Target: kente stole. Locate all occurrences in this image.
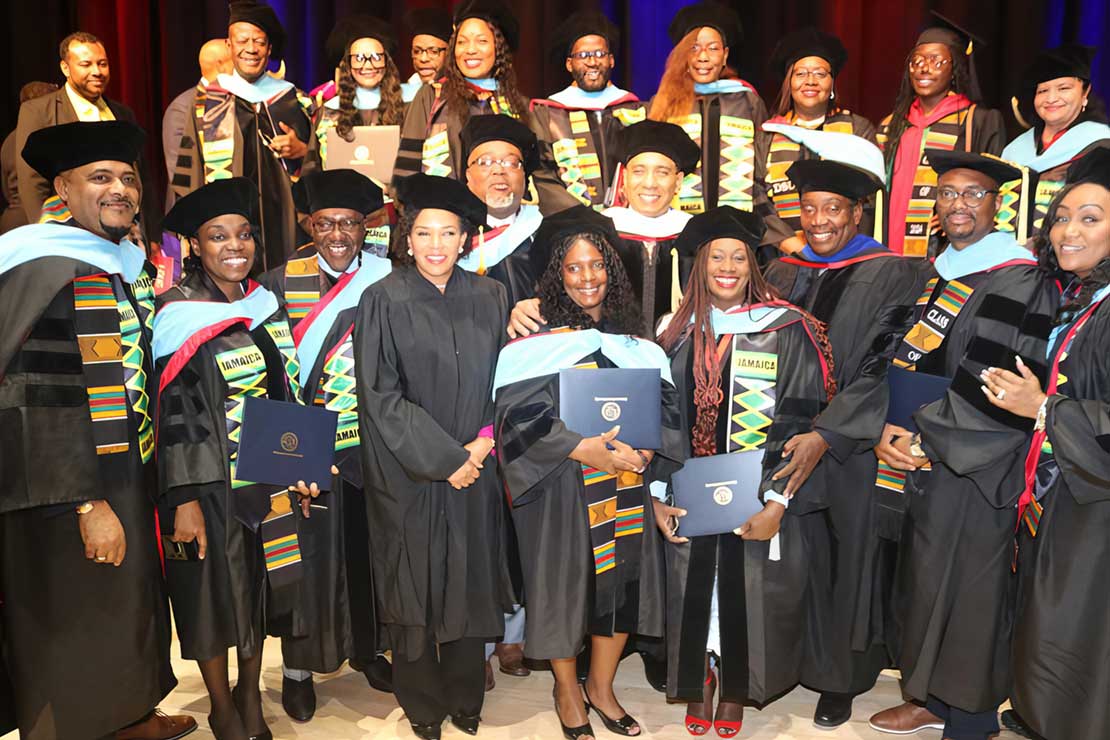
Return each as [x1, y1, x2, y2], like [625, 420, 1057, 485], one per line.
[546, 105, 645, 208]
[766, 115, 855, 234]
[282, 255, 322, 323]
[422, 90, 517, 178]
[673, 112, 756, 214]
[313, 326, 359, 452]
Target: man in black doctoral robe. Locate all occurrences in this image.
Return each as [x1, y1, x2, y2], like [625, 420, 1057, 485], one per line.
[259, 169, 394, 721]
[761, 132, 923, 729]
[170, 0, 312, 272]
[867, 152, 1056, 740]
[0, 121, 193, 740]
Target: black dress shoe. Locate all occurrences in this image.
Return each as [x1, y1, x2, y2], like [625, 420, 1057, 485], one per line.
[813, 691, 853, 729]
[641, 652, 667, 693]
[450, 714, 480, 735]
[1001, 709, 1046, 740]
[361, 654, 394, 693]
[281, 674, 317, 722]
[410, 722, 441, 740]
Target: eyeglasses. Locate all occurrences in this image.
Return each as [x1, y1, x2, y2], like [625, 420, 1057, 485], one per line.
[909, 54, 951, 72]
[468, 156, 525, 171]
[568, 49, 611, 61]
[792, 68, 831, 81]
[413, 46, 447, 57]
[691, 43, 724, 55]
[349, 53, 386, 68]
[936, 187, 998, 205]
[314, 217, 364, 233]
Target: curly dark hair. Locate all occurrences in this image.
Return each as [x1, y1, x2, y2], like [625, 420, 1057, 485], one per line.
[389, 206, 479, 266]
[883, 46, 974, 170]
[335, 52, 405, 139]
[1033, 180, 1110, 326]
[535, 231, 643, 336]
[442, 21, 531, 127]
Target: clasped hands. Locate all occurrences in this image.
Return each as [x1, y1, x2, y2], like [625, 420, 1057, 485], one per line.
[448, 436, 497, 490]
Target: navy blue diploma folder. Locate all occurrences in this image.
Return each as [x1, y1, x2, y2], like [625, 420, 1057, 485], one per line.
[558, 367, 662, 450]
[885, 366, 950, 433]
[236, 397, 338, 490]
[672, 450, 765, 537]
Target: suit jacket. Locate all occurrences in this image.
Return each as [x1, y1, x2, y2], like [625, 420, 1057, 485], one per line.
[15, 88, 160, 236]
[0, 131, 25, 234]
[162, 83, 199, 211]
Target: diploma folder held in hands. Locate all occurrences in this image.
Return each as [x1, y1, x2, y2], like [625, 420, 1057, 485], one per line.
[672, 450, 765, 537]
[558, 367, 662, 450]
[885, 366, 950, 433]
[236, 397, 338, 490]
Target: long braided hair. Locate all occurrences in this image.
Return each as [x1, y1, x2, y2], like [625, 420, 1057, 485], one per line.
[535, 231, 643, 336]
[882, 46, 974, 169]
[658, 240, 837, 457]
[442, 21, 531, 127]
[335, 49, 405, 140]
[1034, 181, 1110, 326]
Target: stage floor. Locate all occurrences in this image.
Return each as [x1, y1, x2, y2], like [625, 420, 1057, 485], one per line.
[112, 636, 1024, 739]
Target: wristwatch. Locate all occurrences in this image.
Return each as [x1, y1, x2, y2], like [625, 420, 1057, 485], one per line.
[908, 434, 925, 459]
[75, 501, 95, 515]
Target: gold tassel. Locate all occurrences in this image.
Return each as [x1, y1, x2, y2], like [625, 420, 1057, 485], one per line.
[873, 190, 884, 242]
[670, 247, 682, 312]
[1018, 164, 1030, 246]
[477, 226, 487, 276]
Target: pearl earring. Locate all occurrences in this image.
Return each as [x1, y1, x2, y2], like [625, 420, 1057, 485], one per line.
[407, 248, 413, 256]
[830, 90, 835, 100]
[458, 246, 464, 254]
[1082, 99, 1089, 111]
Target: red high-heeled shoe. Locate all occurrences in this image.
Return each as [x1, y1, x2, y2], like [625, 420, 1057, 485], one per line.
[685, 669, 716, 735]
[713, 699, 743, 739]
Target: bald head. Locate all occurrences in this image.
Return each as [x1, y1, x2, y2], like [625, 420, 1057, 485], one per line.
[198, 39, 232, 81]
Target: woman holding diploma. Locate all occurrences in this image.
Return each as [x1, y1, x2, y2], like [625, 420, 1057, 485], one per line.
[493, 205, 683, 740]
[154, 178, 318, 740]
[354, 174, 513, 740]
[654, 207, 836, 737]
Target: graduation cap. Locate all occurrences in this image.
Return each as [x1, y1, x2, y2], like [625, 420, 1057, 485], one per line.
[786, 160, 882, 202]
[460, 115, 541, 176]
[528, 204, 621, 277]
[21, 120, 145, 181]
[325, 14, 396, 69]
[229, 1, 286, 60]
[926, 150, 1023, 186]
[672, 206, 766, 258]
[770, 28, 848, 78]
[548, 10, 620, 66]
[667, 1, 742, 50]
[394, 173, 487, 229]
[163, 177, 259, 237]
[914, 11, 983, 100]
[405, 8, 453, 43]
[1023, 44, 1096, 90]
[454, 0, 520, 52]
[292, 169, 384, 217]
[617, 120, 701, 173]
[1065, 144, 1110, 190]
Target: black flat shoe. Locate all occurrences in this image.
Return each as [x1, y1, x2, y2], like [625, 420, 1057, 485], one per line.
[583, 686, 640, 736]
[640, 652, 667, 693]
[450, 714, 480, 735]
[361, 654, 394, 693]
[1001, 709, 1046, 740]
[553, 689, 595, 740]
[410, 722, 441, 740]
[281, 674, 316, 722]
[813, 691, 853, 729]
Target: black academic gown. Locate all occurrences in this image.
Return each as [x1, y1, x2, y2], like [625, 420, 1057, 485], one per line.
[1011, 291, 1110, 740]
[662, 308, 833, 705]
[354, 266, 515, 660]
[493, 329, 682, 660]
[156, 271, 296, 661]
[0, 246, 174, 739]
[259, 259, 380, 672]
[893, 262, 1055, 713]
[763, 244, 925, 695]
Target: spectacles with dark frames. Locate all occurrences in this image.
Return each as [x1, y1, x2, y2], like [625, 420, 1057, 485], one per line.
[349, 52, 386, 68]
[568, 49, 611, 61]
[413, 46, 447, 57]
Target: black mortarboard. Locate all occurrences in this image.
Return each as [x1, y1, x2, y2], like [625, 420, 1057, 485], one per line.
[293, 169, 384, 216]
[1022, 44, 1096, 91]
[394, 174, 487, 228]
[926, 150, 1022, 186]
[229, 1, 286, 60]
[1065, 144, 1110, 190]
[405, 8, 453, 43]
[163, 177, 258, 237]
[786, 160, 883, 201]
[770, 28, 848, 78]
[667, 1, 742, 50]
[22, 120, 145, 181]
[548, 10, 620, 66]
[325, 15, 396, 68]
[915, 11, 982, 100]
[528, 205, 621, 277]
[672, 206, 766, 257]
[460, 115, 540, 176]
[617, 120, 701, 173]
[454, 0, 520, 51]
